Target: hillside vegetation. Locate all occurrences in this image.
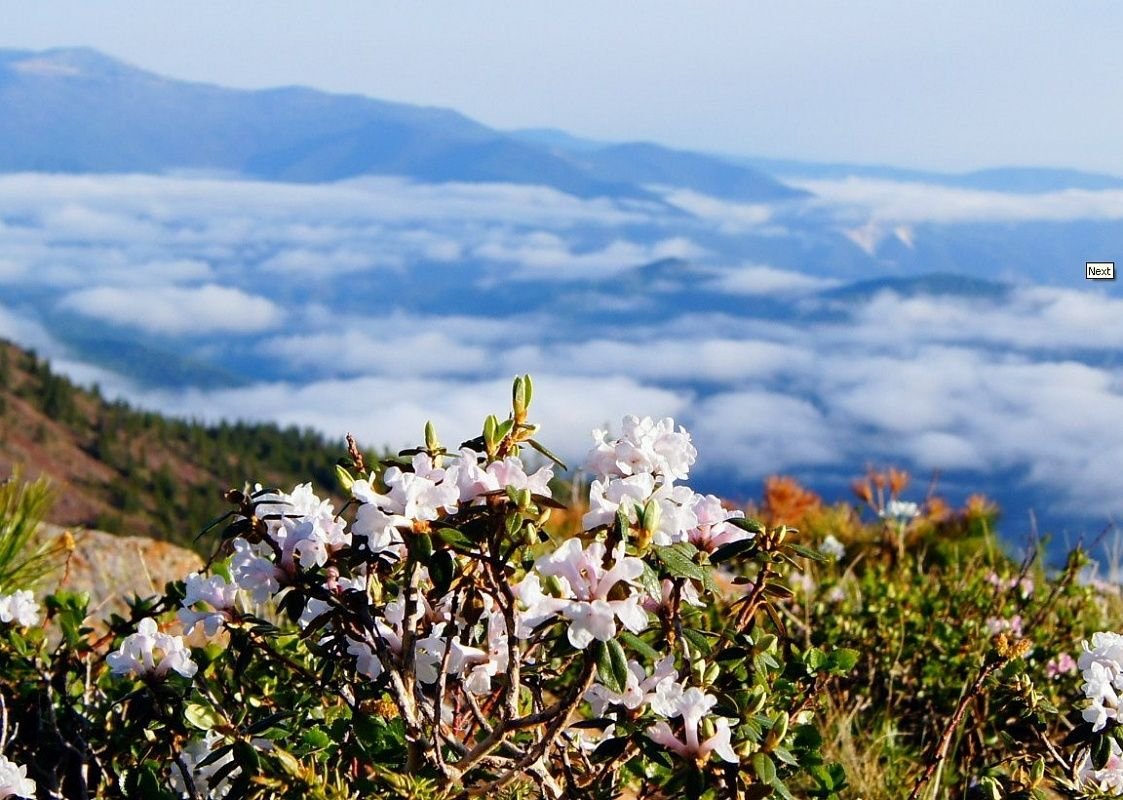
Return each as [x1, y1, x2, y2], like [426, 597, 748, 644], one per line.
[0, 339, 343, 546]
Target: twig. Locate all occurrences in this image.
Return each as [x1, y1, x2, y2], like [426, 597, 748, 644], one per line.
[907, 658, 1004, 800]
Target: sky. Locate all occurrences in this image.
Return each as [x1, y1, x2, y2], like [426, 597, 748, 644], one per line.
[2, 1, 1122, 175]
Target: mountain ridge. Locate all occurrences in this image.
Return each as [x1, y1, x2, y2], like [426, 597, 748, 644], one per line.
[0, 46, 800, 203]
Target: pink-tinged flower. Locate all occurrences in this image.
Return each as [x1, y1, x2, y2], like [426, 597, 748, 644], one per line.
[641, 578, 703, 614]
[535, 538, 649, 649]
[583, 475, 699, 546]
[0, 754, 36, 799]
[0, 590, 40, 627]
[1077, 736, 1123, 794]
[107, 618, 197, 679]
[586, 655, 677, 716]
[585, 416, 697, 483]
[353, 453, 459, 526]
[178, 573, 239, 637]
[687, 494, 749, 552]
[1046, 652, 1077, 679]
[646, 682, 738, 764]
[454, 448, 553, 504]
[449, 608, 510, 695]
[985, 615, 1023, 638]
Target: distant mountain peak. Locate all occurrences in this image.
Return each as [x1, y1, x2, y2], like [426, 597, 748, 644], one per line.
[8, 46, 136, 78]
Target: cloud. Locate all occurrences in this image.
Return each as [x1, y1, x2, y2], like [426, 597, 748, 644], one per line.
[262, 329, 491, 377]
[125, 373, 689, 466]
[661, 190, 774, 233]
[707, 265, 838, 296]
[841, 286, 1123, 352]
[470, 232, 703, 279]
[500, 338, 813, 384]
[793, 177, 1123, 224]
[58, 284, 282, 336]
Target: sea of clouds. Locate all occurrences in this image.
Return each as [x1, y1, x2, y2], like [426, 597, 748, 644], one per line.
[1, 172, 1121, 542]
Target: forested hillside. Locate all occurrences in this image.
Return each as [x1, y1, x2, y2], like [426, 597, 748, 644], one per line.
[0, 339, 344, 547]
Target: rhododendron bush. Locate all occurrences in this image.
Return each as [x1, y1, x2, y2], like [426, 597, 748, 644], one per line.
[0, 376, 1120, 799]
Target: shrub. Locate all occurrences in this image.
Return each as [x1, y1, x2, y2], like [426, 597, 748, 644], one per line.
[0, 378, 1117, 798]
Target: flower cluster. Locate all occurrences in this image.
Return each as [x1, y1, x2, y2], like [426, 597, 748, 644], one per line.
[0, 590, 39, 628]
[1076, 632, 1123, 793]
[1079, 632, 1123, 733]
[107, 617, 198, 679]
[584, 416, 748, 552]
[0, 754, 35, 800]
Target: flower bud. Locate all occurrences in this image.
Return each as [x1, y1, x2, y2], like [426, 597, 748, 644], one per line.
[745, 687, 767, 713]
[1029, 757, 1045, 785]
[703, 661, 721, 686]
[768, 711, 789, 746]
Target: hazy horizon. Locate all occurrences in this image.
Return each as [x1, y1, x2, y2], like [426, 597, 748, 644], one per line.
[2, 2, 1122, 175]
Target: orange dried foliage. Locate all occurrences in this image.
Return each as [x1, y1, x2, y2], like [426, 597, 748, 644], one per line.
[887, 467, 910, 496]
[965, 493, 998, 519]
[762, 475, 822, 527]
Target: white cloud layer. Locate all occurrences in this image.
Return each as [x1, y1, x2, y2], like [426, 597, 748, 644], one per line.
[58, 284, 282, 335]
[794, 177, 1123, 224]
[2, 172, 1123, 529]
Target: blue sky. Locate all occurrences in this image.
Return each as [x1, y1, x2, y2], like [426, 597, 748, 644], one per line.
[2, 1, 1121, 174]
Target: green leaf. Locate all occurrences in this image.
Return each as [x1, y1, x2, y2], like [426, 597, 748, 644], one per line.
[804, 648, 828, 673]
[526, 438, 568, 470]
[828, 648, 860, 675]
[301, 728, 332, 751]
[788, 544, 829, 563]
[638, 562, 662, 600]
[596, 640, 629, 693]
[730, 517, 766, 536]
[654, 542, 706, 582]
[411, 533, 434, 564]
[591, 735, 630, 763]
[185, 702, 224, 731]
[681, 627, 714, 656]
[710, 537, 757, 564]
[752, 751, 777, 784]
[608, 638, 630, 693]
[429, 549, 456, 596]
[436, 527, 475, 552]
[619, 631, 661, 663]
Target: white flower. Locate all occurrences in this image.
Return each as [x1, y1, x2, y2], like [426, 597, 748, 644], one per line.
[583, 475, 699, 546]
[454, 448, 553, 504]
[0, 754, 35, 799]
[585, 415, 697, 483]
[646, 682, 738, 764]
[687, 494, 749, 553]
[641, 578, 703, 614]
[230, 538, 283, 603]
[107, 617, 198, 679]
[178, 573, 239, 637]
[819, 535, 845, 561]
[0, 590, 40, 627]
[1077, 737, 1123, 795]
[1079, 631, 1123, 732]
[534, 538, 649, 649]
[353, 453, 459, 526]
[351, 503, 405, 556]
[880, 499, 920, 524]
[347, 636, 385, 680]
[170, 732, 236, 799]
[585, 655, 677, 716]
